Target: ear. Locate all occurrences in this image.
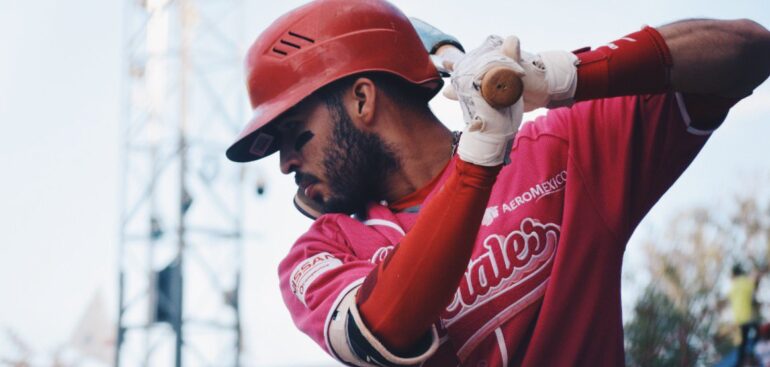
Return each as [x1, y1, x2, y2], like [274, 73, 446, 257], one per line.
[346, 77, 377, 128]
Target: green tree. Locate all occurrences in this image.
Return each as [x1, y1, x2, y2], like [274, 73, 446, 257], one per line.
[625, 285, 698, 366]
[624, 188, 770, 365]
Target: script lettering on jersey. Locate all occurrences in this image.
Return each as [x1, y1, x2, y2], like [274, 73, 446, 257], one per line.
[290, 252, 342, 306]
[370, 246, 394, 264]
[443, 218, 560, 323]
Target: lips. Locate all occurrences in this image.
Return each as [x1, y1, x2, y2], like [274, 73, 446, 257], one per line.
[304, 183, 318, 201]
[296, 173, 322, 202]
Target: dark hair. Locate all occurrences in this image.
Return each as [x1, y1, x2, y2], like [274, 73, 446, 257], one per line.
[315, 72, 435, 113]
[733, 263, 746, 276]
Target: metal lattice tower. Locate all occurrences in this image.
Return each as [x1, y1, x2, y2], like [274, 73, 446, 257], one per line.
[117, 0, 245, 365]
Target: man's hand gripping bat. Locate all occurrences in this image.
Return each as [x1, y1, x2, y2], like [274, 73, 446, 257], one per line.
[434, 42, 523, 109]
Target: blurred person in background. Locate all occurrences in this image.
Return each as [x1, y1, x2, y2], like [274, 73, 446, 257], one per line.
[730, 263, 763, 366]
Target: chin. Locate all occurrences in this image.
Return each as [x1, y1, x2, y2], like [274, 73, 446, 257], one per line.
[323, 196, 365, 216]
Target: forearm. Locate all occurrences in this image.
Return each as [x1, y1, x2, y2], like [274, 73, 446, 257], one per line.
[659, 19, 770, 98]
[357, 160, 499, 353]
[413, 17, 770, 108]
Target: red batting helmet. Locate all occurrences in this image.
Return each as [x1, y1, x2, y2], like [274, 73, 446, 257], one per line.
[226, 0, 443, 162]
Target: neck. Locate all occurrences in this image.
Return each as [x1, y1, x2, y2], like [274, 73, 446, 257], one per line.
[380, 110, 454, 203]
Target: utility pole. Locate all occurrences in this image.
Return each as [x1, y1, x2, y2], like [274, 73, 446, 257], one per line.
[117, 0, 246, 365]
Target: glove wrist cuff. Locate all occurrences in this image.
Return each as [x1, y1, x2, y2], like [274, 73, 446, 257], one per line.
[457, 131, 515, 167]
[540, 50, 579, 108]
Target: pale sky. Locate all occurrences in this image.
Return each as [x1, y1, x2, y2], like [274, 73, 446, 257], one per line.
[1, 0, 769, 365]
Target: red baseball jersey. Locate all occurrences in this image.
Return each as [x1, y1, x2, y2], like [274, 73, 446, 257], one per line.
[279, 92, 711, 366]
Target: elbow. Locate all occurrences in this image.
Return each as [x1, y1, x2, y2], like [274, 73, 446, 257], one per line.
[748, 20, 770, 88]
[734, 19, 770, 64]
[732, 19, 770, 95]
[732, 18, 770, 38]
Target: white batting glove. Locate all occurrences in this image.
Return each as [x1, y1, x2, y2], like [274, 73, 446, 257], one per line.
[448, 35, 525, 167]
[514, 45, 579, 112]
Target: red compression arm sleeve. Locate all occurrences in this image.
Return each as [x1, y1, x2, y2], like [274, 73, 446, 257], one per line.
[573, 26, 740, 129]
[574, 26, 674, 101]
[357, 159, 500, 354]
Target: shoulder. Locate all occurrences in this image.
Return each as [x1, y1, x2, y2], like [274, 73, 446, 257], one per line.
[279, 208, 399, 271]
[280, 214, 361, 265]
[299, 214, 355, 245]
[277, 213, 375, 309]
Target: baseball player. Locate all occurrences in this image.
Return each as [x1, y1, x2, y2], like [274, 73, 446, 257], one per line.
[226, 0, 770, 365]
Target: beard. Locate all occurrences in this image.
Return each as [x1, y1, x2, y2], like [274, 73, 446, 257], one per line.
[321, 100, 400, 216]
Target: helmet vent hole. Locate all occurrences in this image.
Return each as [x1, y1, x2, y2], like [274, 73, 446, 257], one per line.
[271, 32, 315, 57]
[287, 31, 315, 43]
[279, 39, 301, 49]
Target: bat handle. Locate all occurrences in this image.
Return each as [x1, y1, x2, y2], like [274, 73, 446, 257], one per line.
[480, 66, 523, 109]
[434, 45, 523, 109]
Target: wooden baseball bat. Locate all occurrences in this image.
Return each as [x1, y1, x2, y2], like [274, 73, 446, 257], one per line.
[479, 66, 524, 109]
[435, 44, 523, 109]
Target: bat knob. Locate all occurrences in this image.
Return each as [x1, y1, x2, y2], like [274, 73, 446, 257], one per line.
[480, 66, 523, 109]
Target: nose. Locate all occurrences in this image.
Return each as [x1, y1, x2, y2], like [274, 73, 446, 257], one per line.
[279, 145, 301, 175]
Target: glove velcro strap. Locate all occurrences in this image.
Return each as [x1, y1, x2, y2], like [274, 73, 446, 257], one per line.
[457, 131, 514, 166]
